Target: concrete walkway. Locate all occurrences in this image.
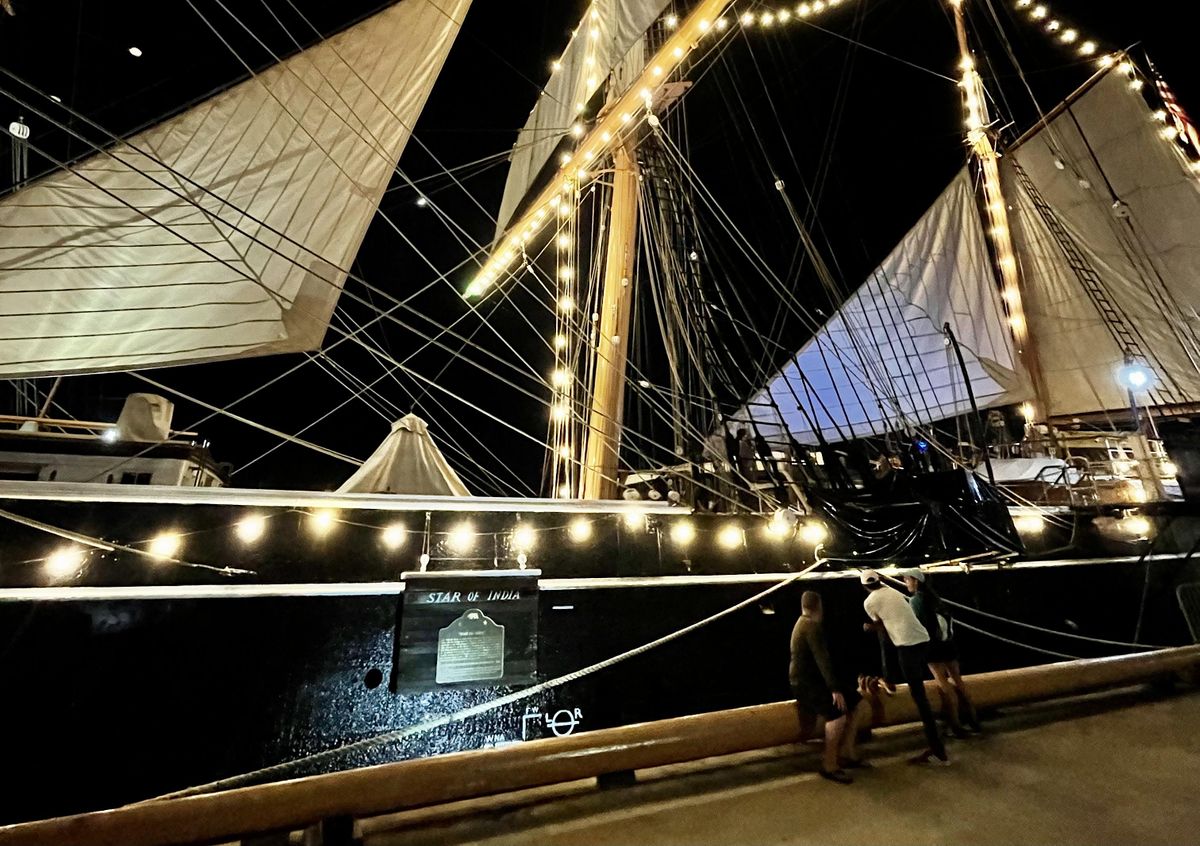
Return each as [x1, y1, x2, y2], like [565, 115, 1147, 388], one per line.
[365, 687, 1200, 846]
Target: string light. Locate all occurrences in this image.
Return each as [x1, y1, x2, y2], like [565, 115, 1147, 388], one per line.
[447, 522, 475, 553]
[46, 546, 85, 578]
[622, 510, 645, 530]
[559, 484, 573, 498]
[552, 403, 570, 422]
[512, 524, 536, 553]
[558, 294, 575, 312]
[568, 518, 593, 542]
[235, 514, 267, 544]
[554, 333, 568, 349]
[670, 521, 696, 546]
[148, 531, 182, 560]
[717, 524, 744, 550]
[307, 509, 337, 537]
[382, 523, 407, 550]
[1013, 2, 1106, 64]
[551, 368, 570, 387]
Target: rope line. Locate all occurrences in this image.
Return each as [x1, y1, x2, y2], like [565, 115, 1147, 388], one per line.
[146, 559, 824, 801]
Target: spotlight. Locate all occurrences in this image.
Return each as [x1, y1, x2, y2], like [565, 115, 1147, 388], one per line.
[148, 532, 182, 560]
[235, 514, 266, 544]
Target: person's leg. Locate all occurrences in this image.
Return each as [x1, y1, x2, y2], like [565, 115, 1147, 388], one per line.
[899, 645, 947, 760]
[929, 661, 964, 734]
[823, 714, 846, 773]
[946, 660, 982, 731]
[839, 698, 871, 763]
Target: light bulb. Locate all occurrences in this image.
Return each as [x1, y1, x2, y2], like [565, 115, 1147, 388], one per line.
[46, 546, 85, 579]
[717, 524, 743, 550]
[552, 403, 570, 422]
[1014, 513, 1045, 534]
[799, 522, 829, 545]
[559, 484, 572, 498]
[554, 334, 568, 349]
[512, 525, 536, 552]
[623, 510, 645, 530]
[148, 532, 182, 560]
[551, 369, 570, 387]
[447, 522, 475, 553]
[559, 295, 575, 312]
[235, 514, 266, 544]
[382, 523, 407, 550]
[308, 509, 337, 537]
[568, 518, 593, 542]
[670, 521, 696, 546]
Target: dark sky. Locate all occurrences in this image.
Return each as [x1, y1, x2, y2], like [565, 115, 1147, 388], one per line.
[1, 0, 1196, 493]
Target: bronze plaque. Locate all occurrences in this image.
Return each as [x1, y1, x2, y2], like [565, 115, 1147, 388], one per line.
[435, 609, 505, 684]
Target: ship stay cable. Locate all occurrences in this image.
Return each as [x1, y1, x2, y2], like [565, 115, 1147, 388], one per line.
[150, 556, 830, 800]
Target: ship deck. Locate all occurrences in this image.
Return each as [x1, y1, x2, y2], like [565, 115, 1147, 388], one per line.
[360, 685, 1200, 846]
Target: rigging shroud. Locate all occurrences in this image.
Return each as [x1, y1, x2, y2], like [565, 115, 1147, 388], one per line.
[0, 0, 471, 377]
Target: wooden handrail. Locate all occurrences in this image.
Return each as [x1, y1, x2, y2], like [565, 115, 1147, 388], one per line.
[2, 646, 1197, 846]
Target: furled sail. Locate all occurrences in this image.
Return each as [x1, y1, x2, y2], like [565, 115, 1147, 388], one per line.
[0, 0, 470, 377]
[494, 0, 671, 235]
[732, 170, 1027, 445]
[1002, 68, 1200, 416]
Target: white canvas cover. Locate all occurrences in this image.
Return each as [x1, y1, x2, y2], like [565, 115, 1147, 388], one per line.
[0, 0, 470, 377]
[734, 170, 1026, 445]
[494, 0, 670, 234]
[116, 393, 174, 442]
[1003, 70, 1200, 416]
[337, 414, 470, 496]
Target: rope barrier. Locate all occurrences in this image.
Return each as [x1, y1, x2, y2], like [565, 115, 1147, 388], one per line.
[943, 598, 1171, 651]
[145, 559, 824, 801]
[952, 618, 1082, 661]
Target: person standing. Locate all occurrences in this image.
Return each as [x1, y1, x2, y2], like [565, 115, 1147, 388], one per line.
[898, 568, 982, 736]
[861, 570, 949, 765]
[790, 590, 870, 784]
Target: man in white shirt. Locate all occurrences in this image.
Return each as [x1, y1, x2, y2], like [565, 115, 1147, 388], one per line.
[861, 569, 948, 764]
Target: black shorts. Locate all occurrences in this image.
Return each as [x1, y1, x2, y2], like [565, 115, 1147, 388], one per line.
[792, 683, 862, 722]
[927, 638, 959, 664]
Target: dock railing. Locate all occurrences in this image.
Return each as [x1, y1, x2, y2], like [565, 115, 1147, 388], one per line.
[2, 646, 1198, 846]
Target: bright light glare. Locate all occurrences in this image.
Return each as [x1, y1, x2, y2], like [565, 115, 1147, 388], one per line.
[717, 524, 743, 550]
[128, 46, 143, 57]
[622, 510, 645, 530]
[1121, 515, 1152, 537]
[568, 518, 593, 542]
[382, 523, 407, 550]
[101, 428, 119, 443]
[512, 524, 536, 552]
[447, 522, 475, 553]
[1014, 513, 1045, 534]
[235, 514, 266, 544]
[148, 532, 182, 560]
[798, 522, 829, 545]
[670, 521, 696, 546]
[45, 546, 84, 578]
[308, 509, 338, 537]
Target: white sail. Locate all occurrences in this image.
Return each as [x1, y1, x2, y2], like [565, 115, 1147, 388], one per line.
[494, 0, 671, 235]
[338, 414, 470, 496]
[0, 0, 470, 377]
[1003, 69, 1200, 416]
[734, 170, 1026, 445]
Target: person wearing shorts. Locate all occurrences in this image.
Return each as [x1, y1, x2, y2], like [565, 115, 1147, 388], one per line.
[790, 590, 869, 784]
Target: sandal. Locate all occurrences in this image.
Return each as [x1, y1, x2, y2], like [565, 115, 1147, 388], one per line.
[819, 768, 854, 784]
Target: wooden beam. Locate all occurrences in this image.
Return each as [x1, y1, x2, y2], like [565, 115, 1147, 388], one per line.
[3, 646, 1197, 846]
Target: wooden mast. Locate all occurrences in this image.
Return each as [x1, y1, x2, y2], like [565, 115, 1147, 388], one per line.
[949, 0, 1055, 428]
[581, 143, 640, 500]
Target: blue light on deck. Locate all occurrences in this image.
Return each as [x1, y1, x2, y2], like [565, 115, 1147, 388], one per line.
[1117, 363, 1155, 391]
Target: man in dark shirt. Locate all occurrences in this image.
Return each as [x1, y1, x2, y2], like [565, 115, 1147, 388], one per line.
[790, 590, 868, 784]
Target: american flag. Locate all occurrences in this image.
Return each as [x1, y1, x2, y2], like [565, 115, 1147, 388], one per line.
[1152, 65, 1200, 155]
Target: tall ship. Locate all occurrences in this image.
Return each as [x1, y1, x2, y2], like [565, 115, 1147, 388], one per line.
[1, 0, 1199, 824]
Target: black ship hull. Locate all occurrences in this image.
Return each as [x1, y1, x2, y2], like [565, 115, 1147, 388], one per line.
[1, 483, 1196, 823]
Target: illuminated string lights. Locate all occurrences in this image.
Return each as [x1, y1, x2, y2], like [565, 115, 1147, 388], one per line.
[45, 546, 85, 579]
[717, 523, 744, 550]
[468, 2, 739, 301]
[740, 0, 851, 30]
[148, 531, 182, 560]
[670, 520, 697, 546]
[1012, 1, 1104, 66]
[381, 523, 407, 550]
[568, 518, 593, 542]
[447, 521, 476, 554]
[307, 509, 338, 537]
[235, 513, 267, 544]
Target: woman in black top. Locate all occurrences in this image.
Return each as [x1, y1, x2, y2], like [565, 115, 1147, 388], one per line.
[900, 569, 982, 736]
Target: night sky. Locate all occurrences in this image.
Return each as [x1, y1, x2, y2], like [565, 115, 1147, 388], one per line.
[0, 0, 1195, 493]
